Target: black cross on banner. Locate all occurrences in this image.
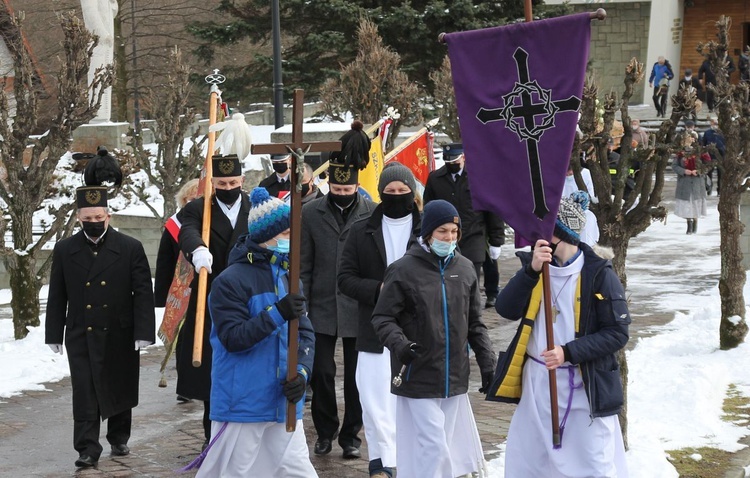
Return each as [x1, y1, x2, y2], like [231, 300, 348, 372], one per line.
[477, 47, 580, 219]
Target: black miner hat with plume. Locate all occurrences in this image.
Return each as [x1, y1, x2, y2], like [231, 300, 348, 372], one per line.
[73, 146, 123, 187]
[328, 120, 370, 185]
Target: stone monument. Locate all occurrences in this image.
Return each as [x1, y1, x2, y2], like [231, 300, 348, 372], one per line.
[74, 0, 130, 151]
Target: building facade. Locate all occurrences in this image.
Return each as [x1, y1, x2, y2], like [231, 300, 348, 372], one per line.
[546, 0, 748, 106]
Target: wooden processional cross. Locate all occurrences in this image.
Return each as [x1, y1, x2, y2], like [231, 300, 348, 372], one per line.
[252, 89, 341, 432]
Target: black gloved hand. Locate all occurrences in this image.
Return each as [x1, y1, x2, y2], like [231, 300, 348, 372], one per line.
[276, 293, 306, 321]
[283, 373, 307, 403]
[397, 342, 424, 365]
[479, 370, 494, 394]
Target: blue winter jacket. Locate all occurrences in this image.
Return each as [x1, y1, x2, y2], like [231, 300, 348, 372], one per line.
[649, 60, 674, 85]
[486, 243, 630, 418]
[208, 234, 315, 423]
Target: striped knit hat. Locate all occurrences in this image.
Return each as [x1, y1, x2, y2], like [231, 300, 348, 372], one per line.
[554, 191, 589, 246]
[247, 187, 290, 244]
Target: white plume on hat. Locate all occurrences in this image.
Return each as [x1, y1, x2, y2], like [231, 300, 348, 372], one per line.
[210, 112, 263, 171]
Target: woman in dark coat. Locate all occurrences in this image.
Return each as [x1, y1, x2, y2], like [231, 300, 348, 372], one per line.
[338, 163, 421, 478]
[154, 179, 200, 306]
[672, 136, 709, 234]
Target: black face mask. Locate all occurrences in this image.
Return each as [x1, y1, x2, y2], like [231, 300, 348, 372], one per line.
[215, 186, 241, 205]
[273, 163, 289, 174]
[446, 162, 462, 174]
[81, 220, 106, 238]
[301, 182, 312, 197]
[328, 191, 357, 209]
[381, 192, 415, 219]
[549, 239, 561, 255]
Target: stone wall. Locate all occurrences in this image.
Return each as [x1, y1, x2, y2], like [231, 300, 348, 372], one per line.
[571, 3, 651, 103]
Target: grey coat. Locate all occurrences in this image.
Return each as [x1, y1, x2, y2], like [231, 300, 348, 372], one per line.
[672, 154, 707, 202]
[301, 195, 377, 337]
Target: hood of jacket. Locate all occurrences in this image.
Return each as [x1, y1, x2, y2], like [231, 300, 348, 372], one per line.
[227, 234, 277, 267]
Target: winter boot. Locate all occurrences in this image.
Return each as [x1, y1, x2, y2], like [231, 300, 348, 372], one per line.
[692, 218, 698, 234]
[686, 219, 694, 234]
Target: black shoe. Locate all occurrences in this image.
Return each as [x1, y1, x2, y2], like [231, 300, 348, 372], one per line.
[75, 455, 97, 468]
[484, 296, 496, 309]
[176, 395, 191, 403]
[202, 439, 209, 452]
[314, 438, 332, 455]
[342, 445, 361, 459]
[111, 444, 130, 456]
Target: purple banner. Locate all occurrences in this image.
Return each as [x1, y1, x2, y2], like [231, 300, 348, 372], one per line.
[446, 13, 591, 244]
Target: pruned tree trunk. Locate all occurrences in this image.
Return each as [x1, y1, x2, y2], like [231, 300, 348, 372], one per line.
[717, 183, 749, 348]
[699, 16, 750, 350]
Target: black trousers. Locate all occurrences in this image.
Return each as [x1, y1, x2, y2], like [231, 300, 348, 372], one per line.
[652, 87, 667, 115]
[481, 253, 500, 298]
[310, 333, 362, 448]
[74, 409, 131, 459]
[202, 400, 211, 441]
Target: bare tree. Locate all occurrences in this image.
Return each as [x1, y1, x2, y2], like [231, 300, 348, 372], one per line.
[697, 16, 749, 350]
[319, 18, 423, 147]
[123, 47, 204, 222]
[572, 57, 695, 448]
[0, 10, 112, 339]
[429, 55, 461, 143]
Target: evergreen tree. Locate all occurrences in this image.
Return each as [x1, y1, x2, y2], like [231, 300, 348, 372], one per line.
[187, 0, 570, 104]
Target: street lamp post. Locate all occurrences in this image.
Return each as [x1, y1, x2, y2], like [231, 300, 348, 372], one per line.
[271, 0, 284, 128]
[130, 0, 141, 132]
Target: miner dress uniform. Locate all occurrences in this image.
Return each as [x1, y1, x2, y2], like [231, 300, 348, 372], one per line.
[45, 186, 155, 466]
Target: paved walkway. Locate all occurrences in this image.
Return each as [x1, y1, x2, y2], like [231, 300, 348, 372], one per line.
[0, 175, 746, 477]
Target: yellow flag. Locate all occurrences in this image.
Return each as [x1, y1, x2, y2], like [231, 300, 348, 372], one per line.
[360, 135, 384, 203]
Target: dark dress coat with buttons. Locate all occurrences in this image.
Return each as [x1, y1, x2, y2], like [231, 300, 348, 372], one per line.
[177, 194, 250, 400]
[258, 173, 292, 199]
[423, 166, 505, 264]
[45, 229, 155, 421]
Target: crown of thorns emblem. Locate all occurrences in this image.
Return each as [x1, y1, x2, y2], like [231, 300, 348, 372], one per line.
[498, 81, 559, 142]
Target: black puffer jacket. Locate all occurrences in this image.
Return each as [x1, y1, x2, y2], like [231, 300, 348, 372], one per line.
[372, 243, 496, 399]
[486, 243, 630, 418]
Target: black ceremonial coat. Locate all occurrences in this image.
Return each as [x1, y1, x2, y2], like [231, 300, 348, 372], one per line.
[45, 229, 155, 421]
[258, 173, 291, 199]
[177, 194, 250, 400]
[423, 166, 506, 264]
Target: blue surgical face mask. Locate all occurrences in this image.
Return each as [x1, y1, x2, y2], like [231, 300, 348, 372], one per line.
[430, 238, 457, 257]
[267, 238, 290, 254]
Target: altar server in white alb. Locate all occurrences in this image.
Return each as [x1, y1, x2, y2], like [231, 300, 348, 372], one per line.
[372, 199, 496, 478]
[488, 191, 630, 477]
[194, 187, 317, 477]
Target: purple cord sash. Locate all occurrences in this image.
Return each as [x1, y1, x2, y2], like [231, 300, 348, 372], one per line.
[528, 355, 584, 448]
[177, 421, 229, 472]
